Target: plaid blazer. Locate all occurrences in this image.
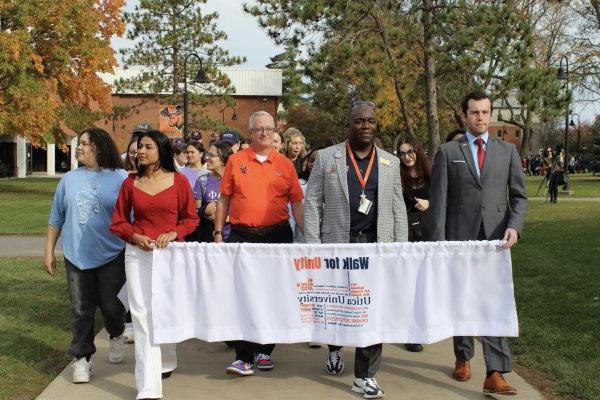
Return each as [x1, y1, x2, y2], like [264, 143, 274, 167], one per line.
[304, 142, 408, 244]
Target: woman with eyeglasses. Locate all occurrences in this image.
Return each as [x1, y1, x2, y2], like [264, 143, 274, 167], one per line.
[397, 136, 432, 353]
[189, 142, 233, 242]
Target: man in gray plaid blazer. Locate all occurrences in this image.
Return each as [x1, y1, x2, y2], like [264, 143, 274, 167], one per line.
[304, 102, 407, 399]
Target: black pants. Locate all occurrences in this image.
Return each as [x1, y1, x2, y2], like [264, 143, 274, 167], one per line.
[328, 229, 382, 378]
[227, 222, 293, 363]
[65, 251, 126, 359]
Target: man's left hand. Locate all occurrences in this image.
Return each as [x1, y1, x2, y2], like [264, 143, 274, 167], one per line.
[502, 228, 519, 249]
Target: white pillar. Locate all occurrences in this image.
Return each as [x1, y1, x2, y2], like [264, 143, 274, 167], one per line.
[16, 137, 27, 178]
[70, 137, 78, 170]
[47, 143, 56, 176]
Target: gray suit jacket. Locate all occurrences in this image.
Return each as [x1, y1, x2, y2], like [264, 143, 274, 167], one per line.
[304, 142, 408, 244]
[429, 135, 528, 241]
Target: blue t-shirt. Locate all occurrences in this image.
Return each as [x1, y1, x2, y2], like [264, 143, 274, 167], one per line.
[49, 167, 128, 269]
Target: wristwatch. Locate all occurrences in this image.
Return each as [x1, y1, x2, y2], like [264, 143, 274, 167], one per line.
[213, 231, 222, 237]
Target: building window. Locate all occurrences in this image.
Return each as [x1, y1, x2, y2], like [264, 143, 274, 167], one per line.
[515, 130, 521, 138]
[497, 130, 503, 138]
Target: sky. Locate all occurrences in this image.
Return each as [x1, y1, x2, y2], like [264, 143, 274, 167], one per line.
[111, 0, 282, 68]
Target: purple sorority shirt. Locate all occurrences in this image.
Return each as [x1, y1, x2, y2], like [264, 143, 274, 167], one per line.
[193, 173, 230, 239]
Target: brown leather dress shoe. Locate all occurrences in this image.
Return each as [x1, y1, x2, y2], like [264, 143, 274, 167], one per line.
[483, 371, 517, 396]
[452, 360, 471, 381]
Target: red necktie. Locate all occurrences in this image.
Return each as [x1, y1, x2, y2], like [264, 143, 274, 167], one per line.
[474, 137, 486, 172]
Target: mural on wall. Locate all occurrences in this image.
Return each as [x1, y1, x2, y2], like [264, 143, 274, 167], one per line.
[159, 105, 184, 138]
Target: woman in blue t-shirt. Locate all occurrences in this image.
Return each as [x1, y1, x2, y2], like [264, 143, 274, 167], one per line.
[44, 128, 128, 384]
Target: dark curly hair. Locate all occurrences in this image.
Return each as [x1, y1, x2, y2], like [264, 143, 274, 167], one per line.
[136, 130, 176, 177]
[80, 128, 122, 169]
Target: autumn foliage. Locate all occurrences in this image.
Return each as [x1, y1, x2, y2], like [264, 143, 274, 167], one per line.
[0, 0, 124, 145]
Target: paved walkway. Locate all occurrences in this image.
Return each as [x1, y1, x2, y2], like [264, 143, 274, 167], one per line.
[37, 330, 542, 400]
[0, 235, 61, 258]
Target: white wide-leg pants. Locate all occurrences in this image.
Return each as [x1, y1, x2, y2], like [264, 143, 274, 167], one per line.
[125, 244, 177, 399]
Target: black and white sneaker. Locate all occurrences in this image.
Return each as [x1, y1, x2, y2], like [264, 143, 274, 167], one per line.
[351, 377, 385, 399]
[325, 350, 345, 375]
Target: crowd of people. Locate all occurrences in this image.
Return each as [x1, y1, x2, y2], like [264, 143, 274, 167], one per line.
[44, 91, 527, 400]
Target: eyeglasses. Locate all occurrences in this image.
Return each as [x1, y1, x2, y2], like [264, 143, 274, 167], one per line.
[251, 127, 275, 134]
[398, 149, 416, 159]
[351, 101, 375, 111]
[207, 152, 220, 158]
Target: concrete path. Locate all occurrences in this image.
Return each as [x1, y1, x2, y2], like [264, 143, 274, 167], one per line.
[0, 235, 61, 258]
[37, 330, 542, 400]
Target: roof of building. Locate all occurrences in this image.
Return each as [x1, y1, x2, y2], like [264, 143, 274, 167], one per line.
[99, 66, 282, 97]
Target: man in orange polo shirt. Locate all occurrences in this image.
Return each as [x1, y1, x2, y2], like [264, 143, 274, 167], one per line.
[214, 110, 304, 377]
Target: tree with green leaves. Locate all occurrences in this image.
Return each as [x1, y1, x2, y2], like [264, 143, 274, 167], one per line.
[117, 0, 244, 131]
[267, 46, 306, 113]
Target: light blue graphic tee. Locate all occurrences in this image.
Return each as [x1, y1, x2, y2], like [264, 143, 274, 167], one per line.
[49, 167, 128, 269]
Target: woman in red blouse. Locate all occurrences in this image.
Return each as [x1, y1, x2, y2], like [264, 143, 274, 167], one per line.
[111, 130, 198, 400]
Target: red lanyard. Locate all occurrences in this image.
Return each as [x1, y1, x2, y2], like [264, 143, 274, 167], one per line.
[346, 141, 375, 191]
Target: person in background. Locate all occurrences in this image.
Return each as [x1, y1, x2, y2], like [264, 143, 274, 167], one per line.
[181, 141, 207, 188]
[110, 130, 199, 400]
[124, 137, 138, 173]
[445, 127, 466, 143]
[397, 136, 432, 353]
[283, 127, 307, 176]
[173, 143, 187, 172]
[121, 124, 152, 162]
[240, 138, 251, 150]
[44, 128, 128, 384]
[272, 130, 283, 153]
[189, 142, 233, 242]
[219, 130, 242, 153]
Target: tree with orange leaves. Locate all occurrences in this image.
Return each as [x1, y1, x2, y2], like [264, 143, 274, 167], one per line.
[0, 0, 124, 145]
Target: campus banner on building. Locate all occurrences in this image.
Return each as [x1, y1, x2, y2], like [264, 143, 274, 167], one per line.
[150, 241, 518, 347]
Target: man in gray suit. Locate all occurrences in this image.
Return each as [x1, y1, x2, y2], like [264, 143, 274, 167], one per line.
[304, 101, 407, 399]
[429, 91, 527, 396]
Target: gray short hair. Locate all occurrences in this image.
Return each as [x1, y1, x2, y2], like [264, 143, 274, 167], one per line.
[248, 111, 273, 130]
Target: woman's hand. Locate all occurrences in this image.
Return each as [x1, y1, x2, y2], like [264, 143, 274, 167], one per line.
[43, 252, 56, 276]
[414, 198, 429, 211]
[204, 202, 217, 221]
[155, 231, 178, 249]
[132, 233, 156, 251]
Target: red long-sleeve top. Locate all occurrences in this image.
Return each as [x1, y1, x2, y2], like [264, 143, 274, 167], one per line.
[110, 173, 199, 243]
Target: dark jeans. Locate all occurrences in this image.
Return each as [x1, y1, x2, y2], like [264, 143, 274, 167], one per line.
[65, 251, 126, 359]
[226, 222, 293, 363]
[328, 228, 382, 378]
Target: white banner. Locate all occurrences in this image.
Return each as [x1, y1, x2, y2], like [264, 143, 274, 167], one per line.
[150, 241, 518, 348]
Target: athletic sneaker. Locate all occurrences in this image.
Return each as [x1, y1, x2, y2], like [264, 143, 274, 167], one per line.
[325, 349, 345, 375]
[123, 322, 135, 344]
[351, 377, 385, 399]
[254, 353, 275, 371]
[72, 357, 92, 383]
[108, 335, 124, 364]
[225, 360, 254, 376]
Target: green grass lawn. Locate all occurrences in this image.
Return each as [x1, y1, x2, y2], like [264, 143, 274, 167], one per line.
[0, 178, 58, 235]
[525, 173, 600, 198]
[510, 201, 600, 400]
[0, 259, 72, 400]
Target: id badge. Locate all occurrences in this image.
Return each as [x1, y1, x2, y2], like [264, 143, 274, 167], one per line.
[358, 196, 373, 215]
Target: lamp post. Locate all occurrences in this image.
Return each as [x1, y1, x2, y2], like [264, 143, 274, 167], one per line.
[557, 56, 570, 191]
[221, 105, 238, 124]
[183, 53, 209, 141]
[569, 113, 581, 161]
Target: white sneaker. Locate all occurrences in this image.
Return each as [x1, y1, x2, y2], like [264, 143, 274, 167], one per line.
[351, 377, 385, 399]
[108, 335, 125, 364]
[123, 323, 135, 344]
[72, 357, 92, 383]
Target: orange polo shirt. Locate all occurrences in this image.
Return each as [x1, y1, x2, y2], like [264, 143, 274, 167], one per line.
[219, 146, 304, 227]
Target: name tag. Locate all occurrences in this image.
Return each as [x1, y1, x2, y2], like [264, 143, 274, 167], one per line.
[379, 158, 391, 166]
[452, 160, 466, 163]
